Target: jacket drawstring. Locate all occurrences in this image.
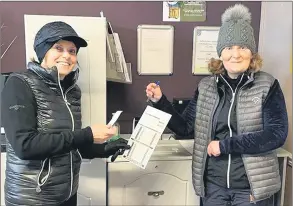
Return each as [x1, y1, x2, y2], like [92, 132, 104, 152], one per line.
[36, 158, 51, 193]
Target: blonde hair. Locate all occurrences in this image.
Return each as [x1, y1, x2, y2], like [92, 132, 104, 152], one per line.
[30, 57, 40, 63]
[208, 53, 263, 75]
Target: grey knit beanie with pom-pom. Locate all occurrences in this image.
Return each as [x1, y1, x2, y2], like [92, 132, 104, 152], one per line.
[216, 4, 256, 57]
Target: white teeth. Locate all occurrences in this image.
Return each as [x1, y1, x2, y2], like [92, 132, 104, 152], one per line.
[58, 62, 70, 66]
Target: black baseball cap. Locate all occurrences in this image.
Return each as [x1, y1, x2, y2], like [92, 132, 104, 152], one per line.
[33, 21, 88, 50]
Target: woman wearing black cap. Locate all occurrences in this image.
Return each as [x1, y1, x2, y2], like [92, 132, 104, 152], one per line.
[1, 21, 130, 206]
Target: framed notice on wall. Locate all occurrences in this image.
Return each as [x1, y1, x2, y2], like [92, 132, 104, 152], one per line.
[192, 26, 220, 75]
[137, 24, 174, 75]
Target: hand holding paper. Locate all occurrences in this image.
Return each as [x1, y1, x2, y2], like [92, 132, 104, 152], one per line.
[90, 111, 123, 144]
[90, 124, 117, 144]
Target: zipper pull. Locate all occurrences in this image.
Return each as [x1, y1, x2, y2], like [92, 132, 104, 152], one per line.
[230, 92, 235, 103]
[36, 185, 41, 193]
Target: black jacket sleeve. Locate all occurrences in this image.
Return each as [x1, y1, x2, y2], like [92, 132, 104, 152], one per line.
[78, 138, 130, 160]
[1, 76, 94, 160]
[219, 80, 288, 155]
[78, 143, 109, 159]
[151, 89, 199, 137]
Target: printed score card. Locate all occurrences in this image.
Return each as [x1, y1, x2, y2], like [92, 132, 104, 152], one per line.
[123, 106, 172, 169]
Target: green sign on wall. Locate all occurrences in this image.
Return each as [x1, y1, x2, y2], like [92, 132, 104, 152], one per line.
[163, 1, 206, 22]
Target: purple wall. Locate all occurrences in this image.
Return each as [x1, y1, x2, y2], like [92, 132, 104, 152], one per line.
[0, 2, 261, 133]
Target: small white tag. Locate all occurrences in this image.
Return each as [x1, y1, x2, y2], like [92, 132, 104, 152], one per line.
[108, 111, 123, 127]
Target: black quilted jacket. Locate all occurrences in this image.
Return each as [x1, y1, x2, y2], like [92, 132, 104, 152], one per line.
[1, 62, 109, 205]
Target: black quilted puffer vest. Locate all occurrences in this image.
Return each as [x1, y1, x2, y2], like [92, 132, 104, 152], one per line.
[5, 62, 82, 206]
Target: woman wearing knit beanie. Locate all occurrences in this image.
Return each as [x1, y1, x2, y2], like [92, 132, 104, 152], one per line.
[146, 4, 288, 206]
[1, 21, 130, 205]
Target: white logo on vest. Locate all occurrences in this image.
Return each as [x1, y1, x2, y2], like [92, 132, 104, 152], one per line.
[252, 97, 261, 104]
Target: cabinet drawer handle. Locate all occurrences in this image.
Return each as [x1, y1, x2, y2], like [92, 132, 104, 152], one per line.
[148, 190, 164, 197]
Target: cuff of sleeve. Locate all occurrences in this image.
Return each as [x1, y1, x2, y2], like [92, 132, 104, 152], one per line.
[219, 139, 230, 154]
[152, 94, 167, 108]
[73, 126, 94, 147]
[89, 143, 108, 158]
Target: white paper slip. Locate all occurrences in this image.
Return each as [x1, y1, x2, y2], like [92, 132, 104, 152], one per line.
[108, 111, 123, 127]
[123, 106, 172, 169]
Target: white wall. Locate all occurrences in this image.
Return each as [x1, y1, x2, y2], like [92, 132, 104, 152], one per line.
[258, 2, 292, 206]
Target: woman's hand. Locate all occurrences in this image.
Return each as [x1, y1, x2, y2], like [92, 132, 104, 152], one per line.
[90, 124, 117, 143]
[145, 83, 163, 103]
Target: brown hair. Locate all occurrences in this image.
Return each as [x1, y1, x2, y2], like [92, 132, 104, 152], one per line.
[208, 53, 263, 75]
